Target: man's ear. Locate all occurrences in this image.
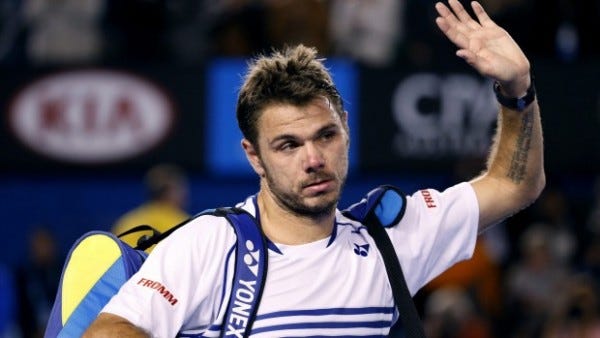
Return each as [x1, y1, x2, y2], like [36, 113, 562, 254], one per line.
[241, 139, 265, 177]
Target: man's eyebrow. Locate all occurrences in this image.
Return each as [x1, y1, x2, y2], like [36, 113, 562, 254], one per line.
[318, 123, 339, 132]
[314, 123, 340, 136]
[270, 133, 298, 145]
[269, 123, 339, 144]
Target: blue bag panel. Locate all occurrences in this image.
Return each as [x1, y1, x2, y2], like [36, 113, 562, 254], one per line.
[343, 185, 406, 228]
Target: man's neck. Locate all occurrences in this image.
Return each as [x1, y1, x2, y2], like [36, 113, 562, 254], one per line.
[256, 192, 336, 245]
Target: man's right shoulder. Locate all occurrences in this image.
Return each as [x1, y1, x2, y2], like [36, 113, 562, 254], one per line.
[178, 212, 240, 237]
[147, 212, 240, 262]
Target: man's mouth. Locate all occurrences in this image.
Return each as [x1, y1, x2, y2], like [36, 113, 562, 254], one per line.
[302, 176, 335, 194]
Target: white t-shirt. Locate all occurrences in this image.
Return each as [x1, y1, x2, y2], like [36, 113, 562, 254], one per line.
[101, 182, 479, 337]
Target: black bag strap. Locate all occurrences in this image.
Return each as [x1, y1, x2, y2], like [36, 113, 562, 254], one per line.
[116, 224, 162, 248]
[116, 224, 159, 238]
[343, 185, 426, 338]
[364, 211, 426, 338]
[131, 214, 200, 251]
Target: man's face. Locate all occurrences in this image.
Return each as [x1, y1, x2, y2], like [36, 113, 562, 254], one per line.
[244, 97, 349, 217]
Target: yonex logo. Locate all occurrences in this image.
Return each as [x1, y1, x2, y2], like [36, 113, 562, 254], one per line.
[225, 240, 260, 337]
[243, 240, 260, 277]
[353, 243, 370, 257]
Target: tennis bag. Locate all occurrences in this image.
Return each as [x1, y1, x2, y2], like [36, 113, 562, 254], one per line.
[43, 208, 266, 338]
[43, 231, 147, 337]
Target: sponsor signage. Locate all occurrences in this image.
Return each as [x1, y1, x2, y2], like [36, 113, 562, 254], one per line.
[361, 63, 600, 174]
[8, 70, 174, 164]
[392, 73, 497, 157]
[360, 69, 501, 172]
[0, 61, 598, 174]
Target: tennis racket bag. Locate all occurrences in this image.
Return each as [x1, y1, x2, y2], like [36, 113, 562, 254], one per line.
[44, 208, 266, 338]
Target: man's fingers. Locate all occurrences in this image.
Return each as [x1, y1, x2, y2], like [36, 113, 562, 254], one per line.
[471, 1, 495, 27]
[434, 1, 451, 16]
[435, 2, 470, 48]
[448, 0, 480, 30]
[456, 49, 475, 64]
[436, 17, 470, 48]
[435, 2, 460, 28]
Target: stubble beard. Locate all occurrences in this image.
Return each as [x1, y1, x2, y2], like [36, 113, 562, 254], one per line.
[264, 170, 346, 219]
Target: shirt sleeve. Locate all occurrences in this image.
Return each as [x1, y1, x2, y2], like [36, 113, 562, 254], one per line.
[386, 182, 479, 295]
[100, 215, 236, 336]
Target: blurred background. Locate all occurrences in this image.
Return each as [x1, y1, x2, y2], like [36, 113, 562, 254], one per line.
[0, 0, 598, 337]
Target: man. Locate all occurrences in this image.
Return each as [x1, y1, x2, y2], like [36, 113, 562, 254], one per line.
[112, 163, 190, 251]
[84, 1, 545, 336]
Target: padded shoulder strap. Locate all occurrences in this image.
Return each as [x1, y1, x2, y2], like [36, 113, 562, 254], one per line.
[213, 207, 268, 338]
[343, 185, 406, 227]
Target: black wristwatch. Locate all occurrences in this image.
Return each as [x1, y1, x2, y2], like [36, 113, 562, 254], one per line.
[493, 78, 536, 112]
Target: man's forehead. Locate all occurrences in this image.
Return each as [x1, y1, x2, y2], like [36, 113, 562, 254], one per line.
[262, 98, 338, 123]
[257, 98, 342, 137]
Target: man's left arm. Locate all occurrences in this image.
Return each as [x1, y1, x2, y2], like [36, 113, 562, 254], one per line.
[435, 0, 545, 232]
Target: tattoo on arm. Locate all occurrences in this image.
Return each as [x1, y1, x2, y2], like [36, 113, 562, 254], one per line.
[507, 111, 533, 183]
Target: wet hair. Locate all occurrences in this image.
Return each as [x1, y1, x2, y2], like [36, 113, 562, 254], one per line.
[236, 44, 344, 148]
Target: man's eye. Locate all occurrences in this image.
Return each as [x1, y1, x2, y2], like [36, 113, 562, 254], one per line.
[280, 142, 298, 151]
[321, 131, 336, 141]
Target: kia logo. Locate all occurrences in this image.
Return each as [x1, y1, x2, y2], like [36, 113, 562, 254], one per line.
[9, 70, 174, 164]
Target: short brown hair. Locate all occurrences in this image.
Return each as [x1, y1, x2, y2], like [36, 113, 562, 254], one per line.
[236, 44, 344, 147]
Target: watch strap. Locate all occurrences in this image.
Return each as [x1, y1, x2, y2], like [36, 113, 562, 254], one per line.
[493, 77, 536, 111]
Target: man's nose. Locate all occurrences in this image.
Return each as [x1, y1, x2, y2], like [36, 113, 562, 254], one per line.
[303, 142, 325, 172]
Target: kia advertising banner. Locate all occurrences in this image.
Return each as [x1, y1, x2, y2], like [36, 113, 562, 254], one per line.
[9, 70, 174, 164]
[0, 66, 206, 173]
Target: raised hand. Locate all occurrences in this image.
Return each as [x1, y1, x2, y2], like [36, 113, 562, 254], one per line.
[435, 0, 530, 97]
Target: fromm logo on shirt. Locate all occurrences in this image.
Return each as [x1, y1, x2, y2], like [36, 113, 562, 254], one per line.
[137, 278, 178, 305]
[420, 189, 437, 208]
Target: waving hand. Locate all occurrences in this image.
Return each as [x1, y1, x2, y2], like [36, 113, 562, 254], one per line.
[435, 0, 530, 96]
